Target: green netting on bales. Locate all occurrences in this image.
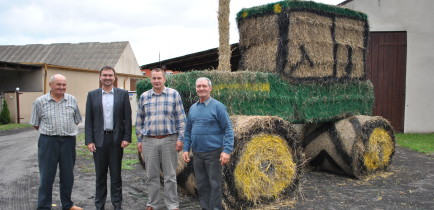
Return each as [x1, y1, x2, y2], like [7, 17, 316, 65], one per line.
[236, 0, 367, 22]
[136, 71, 374, 123]
[295, 81, 374, 123]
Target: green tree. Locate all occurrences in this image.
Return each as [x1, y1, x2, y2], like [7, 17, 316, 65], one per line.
[0, 99, 11, 124]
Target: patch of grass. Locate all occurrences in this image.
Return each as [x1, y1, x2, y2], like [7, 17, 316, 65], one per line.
[0, 123, 32, 131]
[125, 129, 138, 155]
[76, 128, 140, 170]
[395, 133, 434, 154]
[122, 159, 140, 170]
[123, 128, 139, 170]
[76, 133, 93, 159]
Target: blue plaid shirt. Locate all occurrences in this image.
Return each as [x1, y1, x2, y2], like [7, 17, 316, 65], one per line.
[135, 87, 186, 142]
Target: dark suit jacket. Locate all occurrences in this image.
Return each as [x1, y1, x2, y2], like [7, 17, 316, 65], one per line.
[85, 88, 132, 147]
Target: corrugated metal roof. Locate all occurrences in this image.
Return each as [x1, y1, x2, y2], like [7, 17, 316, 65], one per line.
[140, 43, 241, 71]
[0, 41, 129, 70]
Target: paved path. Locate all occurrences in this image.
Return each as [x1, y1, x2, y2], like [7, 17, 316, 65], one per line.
[1, 127, 433, 209]
[0, 128, 39, 209]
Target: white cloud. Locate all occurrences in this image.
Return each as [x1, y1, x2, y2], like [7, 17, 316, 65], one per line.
[0, 0, 343, 65]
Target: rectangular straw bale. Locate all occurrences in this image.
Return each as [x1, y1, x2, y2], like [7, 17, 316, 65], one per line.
[243, 43, 278, 71]
[336, 46, 365, 78]
[335, 18, 366, 79]
[286, 12, 334, 78]
[238, 14, 279, 47]
[335, 18, 365, 48]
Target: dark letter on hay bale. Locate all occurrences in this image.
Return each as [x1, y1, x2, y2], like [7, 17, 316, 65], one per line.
[237, 1, 369, 82]
[223, 115, 304, 208]
[303, 115, 395, 178]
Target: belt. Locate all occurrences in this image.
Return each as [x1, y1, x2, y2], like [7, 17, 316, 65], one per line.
[147, 134, 171, 139]
[41, 134, 70, 137]
[104, 130, 113, 134]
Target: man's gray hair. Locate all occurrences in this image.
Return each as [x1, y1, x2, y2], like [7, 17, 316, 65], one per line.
[49, 74, 66, 83]
[196, 77, 212, 87]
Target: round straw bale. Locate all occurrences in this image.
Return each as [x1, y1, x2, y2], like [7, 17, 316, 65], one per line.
[175, 151, 197, 195]
[303, 115, 395, 178]
[223, 115, 304, 208]
[138, 150, 197, 196]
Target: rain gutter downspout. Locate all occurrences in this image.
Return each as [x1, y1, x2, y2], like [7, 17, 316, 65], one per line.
[43, 63, 48, 94]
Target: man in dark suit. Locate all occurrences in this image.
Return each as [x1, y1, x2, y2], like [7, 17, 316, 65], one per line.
[85, 66, 132, 210]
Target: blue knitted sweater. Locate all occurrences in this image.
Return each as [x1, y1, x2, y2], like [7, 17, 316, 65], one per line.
[183, 97, 234, 154]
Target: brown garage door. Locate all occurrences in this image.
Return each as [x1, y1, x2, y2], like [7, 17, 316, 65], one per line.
[366, 32, 406, 132]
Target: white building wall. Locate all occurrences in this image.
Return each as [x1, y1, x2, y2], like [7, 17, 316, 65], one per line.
[114, 42, 141, 75]
[342, 0, 434, 133]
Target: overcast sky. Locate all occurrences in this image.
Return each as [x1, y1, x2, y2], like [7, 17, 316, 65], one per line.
[0, 0, 343, 65]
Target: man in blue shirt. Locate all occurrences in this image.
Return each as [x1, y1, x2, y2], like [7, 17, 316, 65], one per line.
[183, 77, 234, 210]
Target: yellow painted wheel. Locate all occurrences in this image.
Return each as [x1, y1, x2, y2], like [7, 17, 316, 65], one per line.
[363, 127, 394, 171]
[233, 133, 296, 202]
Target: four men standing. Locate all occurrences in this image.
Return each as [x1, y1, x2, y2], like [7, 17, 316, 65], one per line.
[30, 68, 232, 209]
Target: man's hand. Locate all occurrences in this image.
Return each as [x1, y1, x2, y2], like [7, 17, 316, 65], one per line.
[121, 140, 129, 148]
[87, 143, 96, 153]
[137, 142, 142, 153]
[220, 152, 231, 165]
[182, 151, 190, 163]
[176, 140, 184, 152]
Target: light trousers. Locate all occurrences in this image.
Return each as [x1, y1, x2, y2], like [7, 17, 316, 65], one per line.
[142, 135, 179, 209]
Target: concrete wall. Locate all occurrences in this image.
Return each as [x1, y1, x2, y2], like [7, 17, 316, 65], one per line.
[342, 0, 434, 133]
[16, 92, 42, 123]
[129, 92, 138, 126]
[114, 42, 141, 75]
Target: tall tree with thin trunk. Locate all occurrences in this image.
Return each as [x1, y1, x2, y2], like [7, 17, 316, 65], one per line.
[218, 0, 231, 71]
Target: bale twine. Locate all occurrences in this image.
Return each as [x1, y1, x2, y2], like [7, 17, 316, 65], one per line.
[236, 0, 369, 82]
[303, 115, 395, 178]
[223, 115, 304, 208]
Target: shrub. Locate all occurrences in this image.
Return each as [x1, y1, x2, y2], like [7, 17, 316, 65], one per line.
[0, 100, 11, 125]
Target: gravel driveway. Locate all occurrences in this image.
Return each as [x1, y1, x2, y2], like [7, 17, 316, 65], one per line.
[0, 127, 433, 209]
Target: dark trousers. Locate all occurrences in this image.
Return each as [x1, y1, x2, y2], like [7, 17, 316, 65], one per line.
[93, 133, 123, 210]
[193, 148, 223, 210]
[37, 134, 76, 210]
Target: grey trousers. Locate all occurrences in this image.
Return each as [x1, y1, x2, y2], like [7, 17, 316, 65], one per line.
[193, 148, 223, 210]
[142, 135, 179, 209]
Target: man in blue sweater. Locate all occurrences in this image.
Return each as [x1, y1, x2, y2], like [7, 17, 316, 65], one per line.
[182, 77, 234, 210]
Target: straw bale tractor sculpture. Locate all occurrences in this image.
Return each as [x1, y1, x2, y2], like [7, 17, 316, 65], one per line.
[136, 1, 395, 208]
